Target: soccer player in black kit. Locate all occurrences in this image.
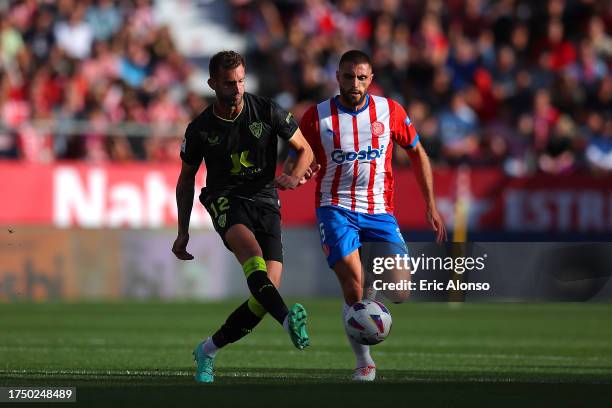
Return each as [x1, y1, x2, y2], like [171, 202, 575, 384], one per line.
[172, 51, 314, 383]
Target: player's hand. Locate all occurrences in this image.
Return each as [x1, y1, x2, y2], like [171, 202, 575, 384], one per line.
[172, 232, 194, 260]
[274, 173, 301, 190]
[427, 206, 447, 243]
[299, 163, 321, 185]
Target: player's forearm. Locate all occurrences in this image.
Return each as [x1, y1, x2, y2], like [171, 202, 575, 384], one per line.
[176, 175, 195, 234]
[282, 155, 296, 175]
[288, 146, 313, 179]
[409, 148, 436, 209]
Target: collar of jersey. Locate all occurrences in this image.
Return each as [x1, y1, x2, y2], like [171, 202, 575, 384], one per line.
[333, 94, 370, 115]
[212, 100, 245, 123]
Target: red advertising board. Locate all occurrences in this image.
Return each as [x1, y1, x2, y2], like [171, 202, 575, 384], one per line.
[1, 162, 611, 232]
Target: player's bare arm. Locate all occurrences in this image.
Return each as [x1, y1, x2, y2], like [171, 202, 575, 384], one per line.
[275, 128, 314, 190]
[282, 155, 320, 186]
[406, 142, 447, 243]
[172, 161, 199, 260]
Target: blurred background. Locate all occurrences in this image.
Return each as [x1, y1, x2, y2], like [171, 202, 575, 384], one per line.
[1, 0, 611, 301]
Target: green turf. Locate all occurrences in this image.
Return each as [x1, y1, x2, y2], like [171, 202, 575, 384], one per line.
[0, 301, 611, 406]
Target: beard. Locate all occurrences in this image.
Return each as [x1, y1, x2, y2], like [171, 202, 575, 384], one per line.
[340, 88, 366, 107]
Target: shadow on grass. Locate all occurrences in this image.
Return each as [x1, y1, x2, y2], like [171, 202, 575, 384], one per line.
[1, 367, 611, 407]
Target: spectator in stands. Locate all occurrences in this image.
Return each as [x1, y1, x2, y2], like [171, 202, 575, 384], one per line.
[585, 114, 612, 173]
[54, 4, 94, 59]
[24, 6, 55, 64]
[566, 40, 608, 89]
[438, 91, 480, 163]
[532, 89, 560, 153]
[588, 16, 612, 60]
[415, 13, 449, 68]
[446, 36, 479, 91]
[535, 19, 576, 73]
[0, 0, 610, 175]
[86, 0, 123, 42]
[538, 114, 577, 175]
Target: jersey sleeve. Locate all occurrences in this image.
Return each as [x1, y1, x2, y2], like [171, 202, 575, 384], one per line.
[180, 122, 204, 166]
[390, 100, 420, 149]
[271, 100, 299, 141]
[298, 105, 320, 147]
[286, 105, 319, 159]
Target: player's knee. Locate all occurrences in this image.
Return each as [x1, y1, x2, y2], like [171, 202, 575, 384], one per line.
[234, 244, 263, 262]
[225, 226, 262, 261]
[267, 272, 281, 288]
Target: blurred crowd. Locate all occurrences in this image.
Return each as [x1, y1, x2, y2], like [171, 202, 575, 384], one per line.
[0, 0, 611, 176]
[233, 0, 611, 175]
[0, 0, 204, 162]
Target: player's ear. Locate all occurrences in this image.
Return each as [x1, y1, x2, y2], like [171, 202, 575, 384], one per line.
[336, 70, 340, 83]
[207, 78, 216, 91]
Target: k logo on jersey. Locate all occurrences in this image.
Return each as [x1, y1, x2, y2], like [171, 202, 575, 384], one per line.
[249, 122, 263, 138]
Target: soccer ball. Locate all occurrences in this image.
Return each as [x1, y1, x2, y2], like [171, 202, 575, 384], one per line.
[344, 299, 392, 345]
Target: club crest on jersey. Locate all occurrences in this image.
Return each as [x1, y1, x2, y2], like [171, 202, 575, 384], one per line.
[217, 213, 227, 228]
[331, 145, 385, 164]
[371, 121, 385, 136]
[249, 122, 263, 138]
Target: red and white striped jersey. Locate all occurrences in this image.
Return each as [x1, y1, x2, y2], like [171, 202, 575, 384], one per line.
[299, 94, 420, 214]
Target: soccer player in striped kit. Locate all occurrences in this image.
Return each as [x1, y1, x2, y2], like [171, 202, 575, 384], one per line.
[287, 50, 446, 381]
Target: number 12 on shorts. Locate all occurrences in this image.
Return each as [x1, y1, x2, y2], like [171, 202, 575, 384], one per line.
[209, 197, 229, 228]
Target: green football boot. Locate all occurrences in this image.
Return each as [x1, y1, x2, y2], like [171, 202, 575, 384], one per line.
[193, 341, 215, 383]
[288, 303, 310, 350]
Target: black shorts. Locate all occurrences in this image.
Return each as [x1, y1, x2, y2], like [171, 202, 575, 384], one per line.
[200, 193, 283, 263]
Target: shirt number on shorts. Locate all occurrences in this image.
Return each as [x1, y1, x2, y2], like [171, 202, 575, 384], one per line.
[209, 197, 230, 228]
[209, 197, 229, 218]
[319, 222, 326, 243]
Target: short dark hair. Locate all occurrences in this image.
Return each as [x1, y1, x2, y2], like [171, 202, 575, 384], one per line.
[209, 50, 245, 78]
[339, 50, 372, 67]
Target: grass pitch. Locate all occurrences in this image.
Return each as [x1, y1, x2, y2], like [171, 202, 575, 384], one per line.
[1, 301, 611, 406]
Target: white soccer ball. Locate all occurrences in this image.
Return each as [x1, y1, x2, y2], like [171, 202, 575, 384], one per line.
[345, 299, 392, 345]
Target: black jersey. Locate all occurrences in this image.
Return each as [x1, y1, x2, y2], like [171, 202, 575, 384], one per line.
[181, 92, 299, 204]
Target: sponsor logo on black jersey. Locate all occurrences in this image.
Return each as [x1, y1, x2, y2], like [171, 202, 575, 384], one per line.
[200, 131, 221, 146]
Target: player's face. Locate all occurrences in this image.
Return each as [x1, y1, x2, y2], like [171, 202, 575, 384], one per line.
[209, 64, 246, 107]
[336, 62, 373, 108]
